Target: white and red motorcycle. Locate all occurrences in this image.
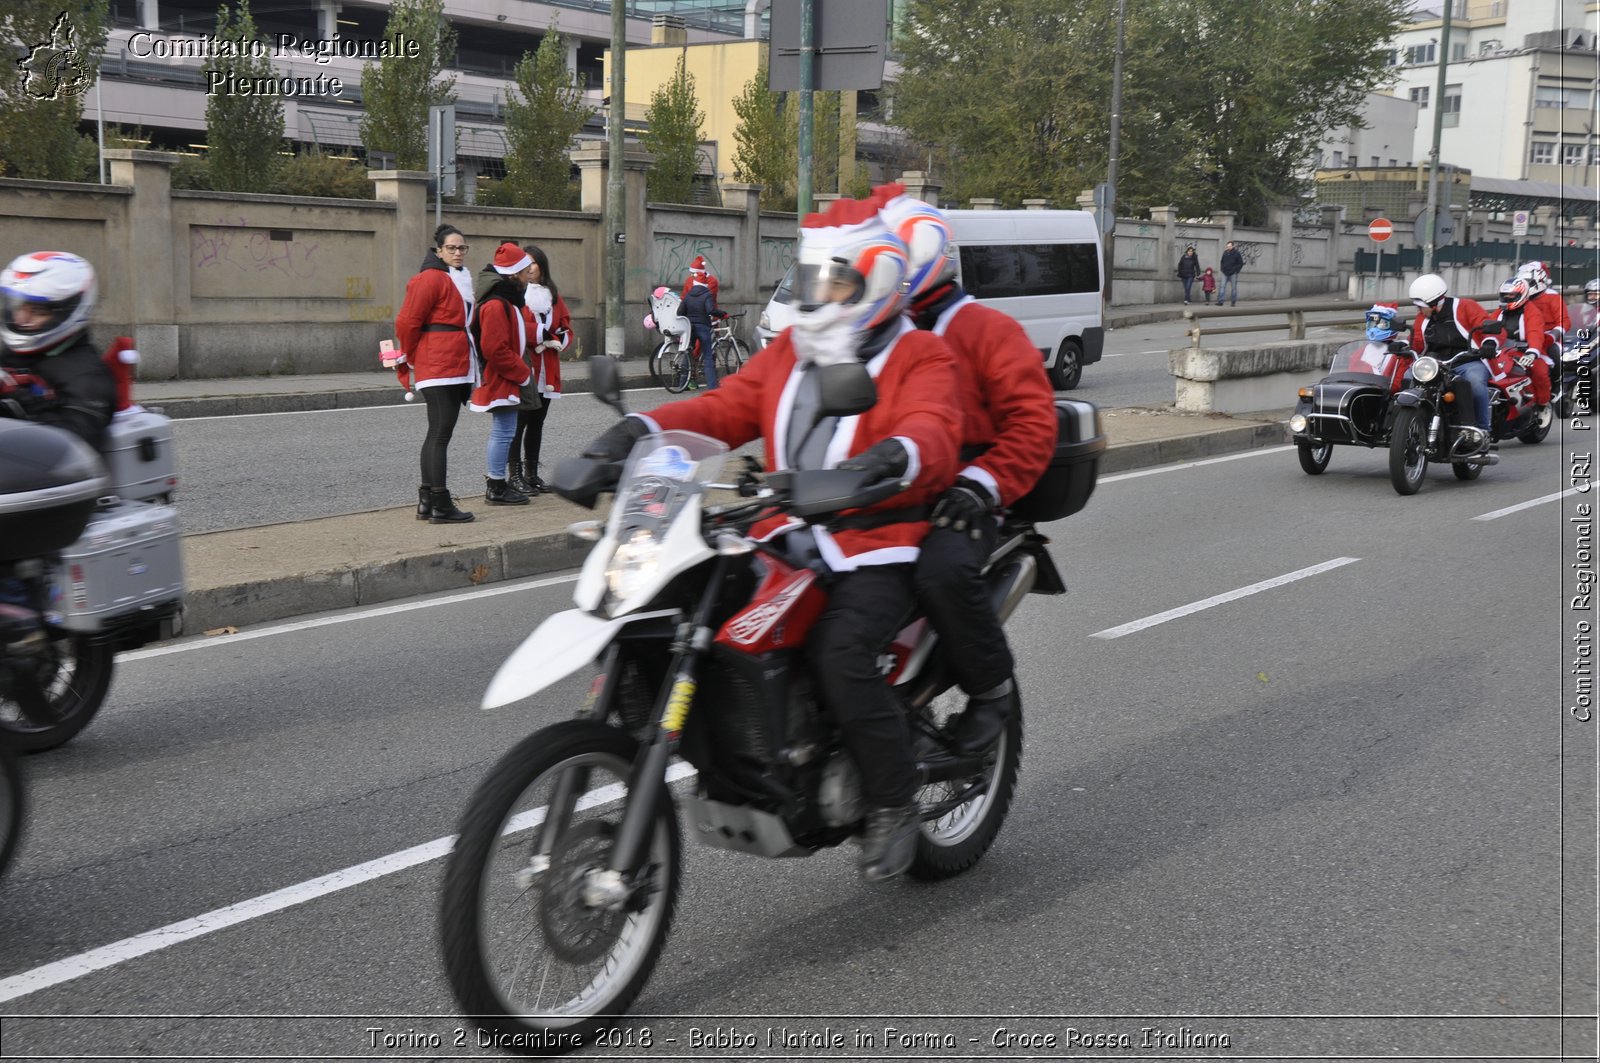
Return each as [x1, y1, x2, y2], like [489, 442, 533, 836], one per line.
[438, 357, 1104, 1049]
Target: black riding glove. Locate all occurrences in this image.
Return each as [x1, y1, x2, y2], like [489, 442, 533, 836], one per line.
[582, 416, 649, 462]
[932, 477, 994, 539]
[838, 438, 910, 487]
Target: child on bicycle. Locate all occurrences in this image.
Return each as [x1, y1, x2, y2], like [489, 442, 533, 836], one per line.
[681, 267, 723, 390]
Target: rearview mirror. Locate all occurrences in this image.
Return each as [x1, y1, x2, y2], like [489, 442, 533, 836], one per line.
[815, 361, 876, 417]
[588, 355, 626, 415]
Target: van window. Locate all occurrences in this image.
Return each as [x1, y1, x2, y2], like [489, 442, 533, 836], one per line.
[959, 243, 1100, 299]
[770, 262, 798, 305]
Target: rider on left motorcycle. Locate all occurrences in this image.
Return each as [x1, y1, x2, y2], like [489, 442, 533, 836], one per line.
[1409, 273, 1491, 452]
[581, 193, 962, 883]
[0, 251, 115, 452]
[876, 186, 1057, 756]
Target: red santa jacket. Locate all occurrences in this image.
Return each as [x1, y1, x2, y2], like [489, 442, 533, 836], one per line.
[1529, 289, 1569, 347]
[681, 273, 720, 303]
[469, 284, 533, 412]
[523, 294, 572, 397]
[395, 257, 474, 387]
[1484, 302, 1547, 351]
[1410, 296, 1488, 355]
[930, 295, 1056, 506]
[642, 322, 961, 569]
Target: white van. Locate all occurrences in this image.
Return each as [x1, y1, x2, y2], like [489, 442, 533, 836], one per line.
[755, 208, 1105, 390]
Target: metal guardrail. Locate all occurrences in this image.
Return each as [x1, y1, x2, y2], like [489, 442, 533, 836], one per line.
[1182, 294, 1502, 350]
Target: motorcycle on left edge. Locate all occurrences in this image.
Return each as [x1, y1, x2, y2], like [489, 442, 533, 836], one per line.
[0, 345, 183, 751]
[0, 738, 22, 879]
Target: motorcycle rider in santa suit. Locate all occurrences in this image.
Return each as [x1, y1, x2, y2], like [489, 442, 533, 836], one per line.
[1487, 275, 1550, 415]
[1408, 273, 1491, 453]
[1517, 260, 1565, 409]
[0, 251, 116, 451]
[581, 194, 962, 882]
[876, 187, 1058, 755]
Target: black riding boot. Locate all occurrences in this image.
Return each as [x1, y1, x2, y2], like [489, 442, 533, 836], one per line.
[428, 488, 475, 524]
[484, 477, 530, 505]
[947, 678, 1020, 755]
[416, 485, 433, 521]
[506, 461, 534, 496]
[858, 803, 918, 882]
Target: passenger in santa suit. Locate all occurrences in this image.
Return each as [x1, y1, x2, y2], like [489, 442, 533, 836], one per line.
[1408, 272, 1492, 450]
[581, 195, 961, 883]
[876, 186, 1057, 756]
[1519, 260, 1569, 396]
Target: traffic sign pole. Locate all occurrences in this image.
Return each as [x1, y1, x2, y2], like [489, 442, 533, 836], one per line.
[1367, 218, 1392, 300]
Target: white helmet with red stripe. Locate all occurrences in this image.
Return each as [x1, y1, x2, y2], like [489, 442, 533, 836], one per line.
[1516, 260, 1550, 293]
[790, 196, 908, 365]
[875, 184, 954, 301]
[1, 251, 97, 354]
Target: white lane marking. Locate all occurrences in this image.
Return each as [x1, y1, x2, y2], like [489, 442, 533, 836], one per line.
[1100, 444, 1292, 484]
[1473, 487, 1583, 521]
[1091, 557, 1360, 639]
[0, 762, 698, 1004]
[121, 573, 581, 661]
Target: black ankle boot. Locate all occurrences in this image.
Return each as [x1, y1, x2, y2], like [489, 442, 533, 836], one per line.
[507, 461, 534, 495]
[416, 485, 433, 521]
[948, 680, 1020, 755]
[428, 488, 474, 524]
[858, 803, 918, 882]
[484, 477, 530, 505]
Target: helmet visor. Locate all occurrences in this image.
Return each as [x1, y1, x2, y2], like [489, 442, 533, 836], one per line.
[795, 246, 865, 311]
[1, 291, 54, 334]
[1365, 311, 1393, 330]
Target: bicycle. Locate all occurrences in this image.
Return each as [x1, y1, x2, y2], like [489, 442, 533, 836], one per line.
[712, 312, 748, 378]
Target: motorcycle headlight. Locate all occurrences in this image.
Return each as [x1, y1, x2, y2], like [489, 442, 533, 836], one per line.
[606, 528, 662, 602]
[1289, 413, 1308, 434]
[1412, 356, 1440, 383]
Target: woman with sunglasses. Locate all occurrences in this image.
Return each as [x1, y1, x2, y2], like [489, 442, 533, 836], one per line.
[396, 224, 478, 523]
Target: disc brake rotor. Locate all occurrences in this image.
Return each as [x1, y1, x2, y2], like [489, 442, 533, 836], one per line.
[538, 820, 626, 965]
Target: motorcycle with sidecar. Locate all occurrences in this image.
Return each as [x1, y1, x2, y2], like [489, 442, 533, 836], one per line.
[1288, 337, 1413, 476]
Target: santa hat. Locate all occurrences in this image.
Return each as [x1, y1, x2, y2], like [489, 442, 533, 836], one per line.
[491, 242, 532, 275]
[801, 194, 885, 234]
[101, 336, 138, 412]
[689, 255, 709, 275]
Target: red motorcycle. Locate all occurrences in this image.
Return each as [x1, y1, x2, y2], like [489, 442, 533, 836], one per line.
[1478, 328, 1553, 447]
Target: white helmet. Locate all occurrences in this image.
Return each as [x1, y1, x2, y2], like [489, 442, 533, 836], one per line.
[1516, 260, 1550, 293]
[1585, 278, 1600, 305]
[789, 197, 909, 365]
[1, 251, 97, 354]
[1409, 273, 1449, 308]
[876, 186, 955, 302]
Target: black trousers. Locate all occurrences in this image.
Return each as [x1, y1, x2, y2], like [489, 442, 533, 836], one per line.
[805, 564, 918, 808]
[419, 383, 471, 489]
[913, 521, 1013, 696]
[510, 401, 550, 471]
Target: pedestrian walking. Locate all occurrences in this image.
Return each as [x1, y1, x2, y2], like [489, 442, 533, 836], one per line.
[1201, 266, 1218, 304]
[1177, 246, 1200, 305]
[1220, 240, 1244, 306]
[508, 243, 571, 496]
[395, 224, 477, 524]
[467, 242, 536, 506]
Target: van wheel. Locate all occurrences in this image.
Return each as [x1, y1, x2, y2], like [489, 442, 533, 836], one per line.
[1049, 339, 1083, 391]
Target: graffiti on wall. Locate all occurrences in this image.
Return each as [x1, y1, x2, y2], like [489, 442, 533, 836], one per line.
[191, 216, 320, 280]
[654, 233, 730, 289]
[343, 275, 391, 323]
[1119, 237, 1157, 270]
[760, 236, 796, 288]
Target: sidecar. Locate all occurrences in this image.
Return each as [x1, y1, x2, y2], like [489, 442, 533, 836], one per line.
[1288, 339, 1413, 475]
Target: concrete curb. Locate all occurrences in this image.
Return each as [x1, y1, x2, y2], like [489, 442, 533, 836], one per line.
[176, 419, 1289, 633]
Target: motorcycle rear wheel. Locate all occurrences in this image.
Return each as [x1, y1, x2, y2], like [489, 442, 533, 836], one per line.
[1518, 409, 1551, 444]
[440, 720, 681, 1051]
[0, 743, 22, 878]
[1296, 441, 1332, 475]
[0, 633, 114, 752]
[1451, 460, 1483, 480]
[1388, 408, 1429, 496]
[909, 691, 1022, 880]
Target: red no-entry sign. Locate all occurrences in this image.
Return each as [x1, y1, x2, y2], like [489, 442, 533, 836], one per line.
[1368, 218, 1393, 242]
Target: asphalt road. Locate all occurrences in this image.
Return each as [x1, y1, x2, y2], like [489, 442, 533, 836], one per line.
[1, 429, 1589, 1060]
[170, 318, 1352, 535]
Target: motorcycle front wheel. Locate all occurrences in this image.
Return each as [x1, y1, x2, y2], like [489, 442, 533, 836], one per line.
[1518, 407, 1552, 444]
[1296, 441, 1332, 475]
[0, 632, 114, 752]
[440, 720, 681, 1053]
[1388, 407, 1429, 496]
[909, 690, 1022, 880]
[0, 743, 22, 878]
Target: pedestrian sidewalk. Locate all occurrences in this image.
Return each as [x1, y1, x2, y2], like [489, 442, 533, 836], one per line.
[134, 296, 1307, 633]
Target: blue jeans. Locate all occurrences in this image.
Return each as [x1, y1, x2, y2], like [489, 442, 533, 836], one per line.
[485, 407, 518, 479]
[1220, 273, 1239, 304]
[691, 322, 719, 389]
[1180, 276, 1195, 302]
[1453, 360, 1491, 429]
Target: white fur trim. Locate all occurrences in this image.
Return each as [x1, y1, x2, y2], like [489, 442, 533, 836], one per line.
[493, 252, 533, 275]
[960, 465, 1001, 503]
[416, 375, 474, 389]
[813, 530, 919, 572]
[930, 294, 976, 336]
[118, 349, 139, 364]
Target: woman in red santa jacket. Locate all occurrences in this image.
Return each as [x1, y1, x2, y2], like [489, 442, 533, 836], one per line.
[580, 195, 961, 884]
[508, 243, 571, 496]
[877, 185, 1057, 756]
[468, 242, 536, 506]
[395, 224, 478, 523]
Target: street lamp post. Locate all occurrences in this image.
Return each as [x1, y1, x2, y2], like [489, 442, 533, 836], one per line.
[1421, 4, 1454, 273]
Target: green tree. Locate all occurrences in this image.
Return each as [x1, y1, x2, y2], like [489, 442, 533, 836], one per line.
[501, 31, 594, 209]
[641, 54, 704, 204]
[360, 0, 457, 170]
[894, 0, 1407, 223]
[730, 58, 793, 210]
[0, 0, 107, 181]
[202, 0, 284, 192]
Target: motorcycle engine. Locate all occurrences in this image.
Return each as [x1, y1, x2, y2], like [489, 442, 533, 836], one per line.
[817, 750, 863, 828]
